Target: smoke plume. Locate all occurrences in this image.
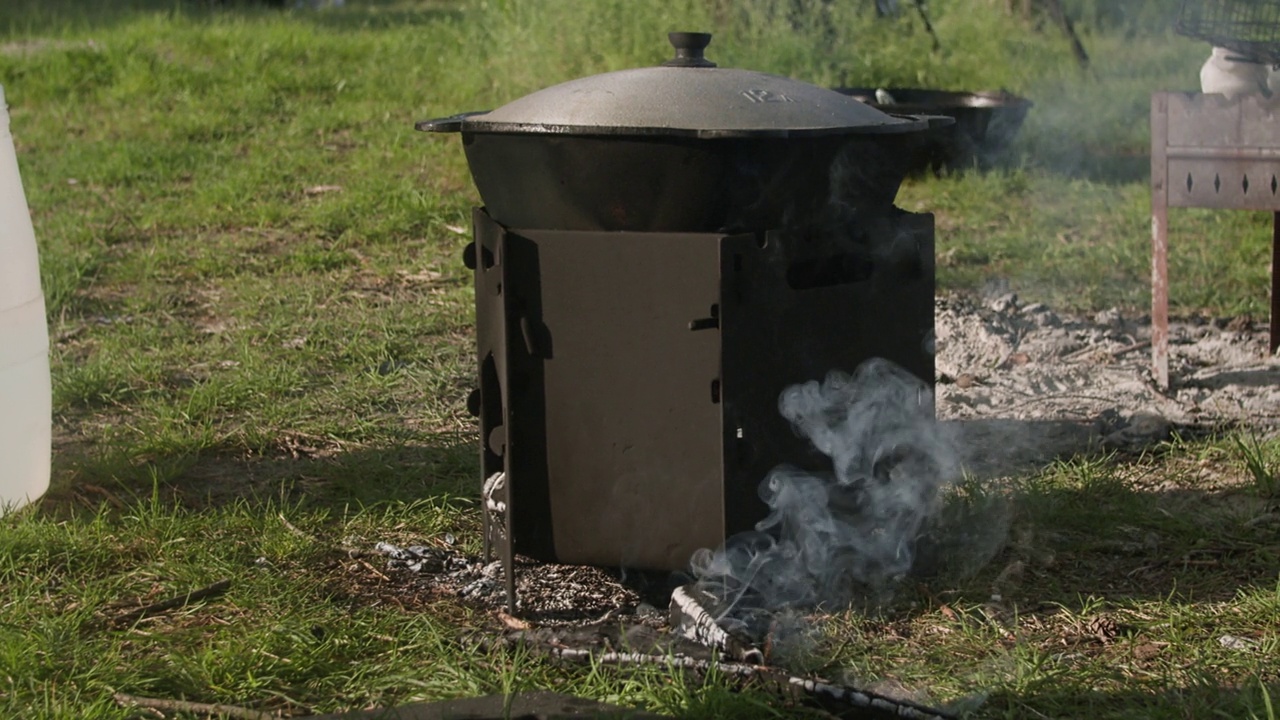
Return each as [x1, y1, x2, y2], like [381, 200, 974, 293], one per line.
[690, 358, 968, 643]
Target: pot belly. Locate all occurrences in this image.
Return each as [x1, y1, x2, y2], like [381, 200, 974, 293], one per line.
[462, 133, 907, 233]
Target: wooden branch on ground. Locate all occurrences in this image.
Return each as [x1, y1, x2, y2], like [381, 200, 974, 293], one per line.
[1062, 340, 1150, 363]
[113, 579, 232, 625]
[113, 692, 274, 720]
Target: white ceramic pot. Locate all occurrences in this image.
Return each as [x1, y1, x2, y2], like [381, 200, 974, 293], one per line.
[1200, 46, 1269, 99]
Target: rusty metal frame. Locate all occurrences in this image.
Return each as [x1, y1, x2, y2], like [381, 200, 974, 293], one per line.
[1150, 92, 1280, 389]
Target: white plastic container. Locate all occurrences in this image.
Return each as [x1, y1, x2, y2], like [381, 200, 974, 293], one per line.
[0, 84, 51, 515]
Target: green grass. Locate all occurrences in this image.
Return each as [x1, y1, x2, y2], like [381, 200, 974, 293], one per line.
[812, 442, 1280, 719]
[1233, 431, 1280, 501]
[2, 0, 1279, 717]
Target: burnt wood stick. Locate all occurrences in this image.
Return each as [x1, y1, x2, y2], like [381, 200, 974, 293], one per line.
[541, 646, 956, 720]
[669, 586, 764, 663]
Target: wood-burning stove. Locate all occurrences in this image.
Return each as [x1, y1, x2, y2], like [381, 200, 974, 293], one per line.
[420, 32, 948, 609]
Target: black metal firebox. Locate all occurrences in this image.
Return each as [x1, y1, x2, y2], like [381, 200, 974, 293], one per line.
[468, 205, 936, 597]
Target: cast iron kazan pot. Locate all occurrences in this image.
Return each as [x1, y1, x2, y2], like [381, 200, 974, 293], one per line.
[418, 32, 951, 233]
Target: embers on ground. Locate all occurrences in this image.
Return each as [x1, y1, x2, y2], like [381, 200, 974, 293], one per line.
[374, 541, 665, 629]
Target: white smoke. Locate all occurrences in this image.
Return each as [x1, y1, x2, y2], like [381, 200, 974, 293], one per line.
[690, 358, 970, 641]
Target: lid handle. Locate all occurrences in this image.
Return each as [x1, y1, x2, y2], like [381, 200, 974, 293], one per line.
[663, 32, 716, 68]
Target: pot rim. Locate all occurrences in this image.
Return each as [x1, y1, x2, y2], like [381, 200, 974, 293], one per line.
[414, 112, 951, 138]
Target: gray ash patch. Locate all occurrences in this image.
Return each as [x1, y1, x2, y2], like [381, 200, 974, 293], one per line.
[376, 542, 645, 625]
[932, 293, 1280, 482]
[936, 292, 1280, 429]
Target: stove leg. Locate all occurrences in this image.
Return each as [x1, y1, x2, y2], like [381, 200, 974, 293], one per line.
[1152, 187, 1170, 389]
[482, 506, 491, 563]
[1151, 94, 1170, 390]
[1271, 211, 1279, 355]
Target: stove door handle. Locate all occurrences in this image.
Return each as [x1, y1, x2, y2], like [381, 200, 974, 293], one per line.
[519, 316, 548, 358]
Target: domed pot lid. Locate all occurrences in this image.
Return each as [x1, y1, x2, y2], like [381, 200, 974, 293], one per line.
[417, 32, 946, 139]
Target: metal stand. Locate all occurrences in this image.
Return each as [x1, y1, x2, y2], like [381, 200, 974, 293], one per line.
[1150, 92, 1280, 389]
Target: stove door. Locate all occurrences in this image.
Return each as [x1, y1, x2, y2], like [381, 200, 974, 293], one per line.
[719, 211, 937, 537]
[496, 224, 744, 571]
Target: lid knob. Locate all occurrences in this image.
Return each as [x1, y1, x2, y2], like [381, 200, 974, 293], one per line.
[663, 32, 717, 68]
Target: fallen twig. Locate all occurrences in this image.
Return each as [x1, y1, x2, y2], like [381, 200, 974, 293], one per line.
[497, 610, 531, 630]
[277, 512, 312, 541]
[1109, 340, 1152, 358]
[80, 483, 125, 509]
[113, 579, 232, 625]
[356, 558, 392, 581]
[113, 692, 273, 720]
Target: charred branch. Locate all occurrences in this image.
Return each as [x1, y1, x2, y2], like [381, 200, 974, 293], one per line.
[526, 643, 956, 720]
[669, 585, 764, 664]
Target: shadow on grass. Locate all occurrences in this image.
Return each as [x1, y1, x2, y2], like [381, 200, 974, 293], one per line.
[985, 478, 1279, 606]
[924, 417, 1280, 606]
[44, 415, 1279, 609]
[46, 430, 479, 513]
